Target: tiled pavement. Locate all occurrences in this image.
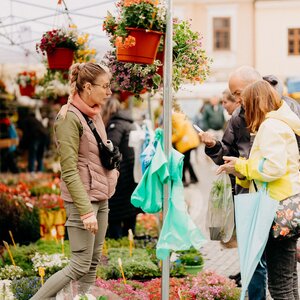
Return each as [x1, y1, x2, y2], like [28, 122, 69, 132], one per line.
[184, 146, 300, 299]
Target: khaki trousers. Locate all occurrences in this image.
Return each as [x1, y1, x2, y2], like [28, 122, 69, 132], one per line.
[31, 200, 108, 299]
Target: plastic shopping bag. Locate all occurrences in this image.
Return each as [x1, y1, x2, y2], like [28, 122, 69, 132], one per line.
[206, 172, 234, 242]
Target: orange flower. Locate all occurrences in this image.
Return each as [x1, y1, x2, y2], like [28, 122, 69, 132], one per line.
[280, 227, 290, 236]
[123, 0, 158, 6]
[115, 35, 136, 49]
[123, 0, 141, 7]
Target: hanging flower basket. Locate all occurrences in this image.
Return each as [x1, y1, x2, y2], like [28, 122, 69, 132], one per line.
[19, 85, 35, 97]
[116, 28, 163, 65]
[46, 48, 74, 70]
[120, 88, 147, 102]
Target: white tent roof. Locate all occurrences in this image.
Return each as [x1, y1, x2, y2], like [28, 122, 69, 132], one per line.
[0, 0, 116, 64]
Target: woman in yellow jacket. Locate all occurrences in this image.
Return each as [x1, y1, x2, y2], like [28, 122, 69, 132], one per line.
[217, 81, 300, 300]
[172, 111, 200, 186]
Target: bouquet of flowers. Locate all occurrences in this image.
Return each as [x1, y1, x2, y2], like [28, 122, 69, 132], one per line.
[16, 71, 37, 87]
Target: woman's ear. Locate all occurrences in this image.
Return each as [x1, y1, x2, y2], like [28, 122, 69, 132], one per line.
[84, 82, 92, 94]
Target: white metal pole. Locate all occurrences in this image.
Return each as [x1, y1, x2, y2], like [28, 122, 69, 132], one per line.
[161, 0, 172, 298]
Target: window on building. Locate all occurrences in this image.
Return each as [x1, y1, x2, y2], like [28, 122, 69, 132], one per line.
[288, 28, 300, 55]
[213, 17, 231, 51]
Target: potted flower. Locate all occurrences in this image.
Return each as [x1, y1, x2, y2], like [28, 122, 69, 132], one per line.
[178, 248, 204, 275]
[104, 18, 211, 96]
[103, 0, 166, 64]
[16, 71, 37, 97]
[36, 28, 79, 70]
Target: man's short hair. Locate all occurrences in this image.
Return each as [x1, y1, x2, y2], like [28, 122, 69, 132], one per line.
[230, 66, 262, 85]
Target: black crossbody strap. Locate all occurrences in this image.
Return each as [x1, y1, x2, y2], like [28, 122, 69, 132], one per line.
[81, 112, 104, 148]
[253, 180, 258, 192]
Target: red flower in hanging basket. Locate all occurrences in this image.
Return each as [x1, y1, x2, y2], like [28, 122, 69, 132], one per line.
[36, 28, 79, 70]
[36, 28, 79, 56]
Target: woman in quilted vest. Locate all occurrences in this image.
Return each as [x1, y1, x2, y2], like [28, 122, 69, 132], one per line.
[31, 63, 118, 299]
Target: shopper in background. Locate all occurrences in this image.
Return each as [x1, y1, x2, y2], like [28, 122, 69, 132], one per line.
[172, 109, 200, 187]
[102, 97, 139, 239]
[31, 62, 118, 299]
[0, 108, 19, 173]
[221, 89, 240, 116]
[202, 95, 225, 140]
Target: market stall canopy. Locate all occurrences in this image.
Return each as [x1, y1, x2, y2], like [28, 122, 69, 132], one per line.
[0, 0, 115, 64]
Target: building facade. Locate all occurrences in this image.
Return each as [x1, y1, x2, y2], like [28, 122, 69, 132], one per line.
[174, 0, 300, 82]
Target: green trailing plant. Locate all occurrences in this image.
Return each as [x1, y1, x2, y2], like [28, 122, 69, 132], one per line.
[172, 18, 212, 92]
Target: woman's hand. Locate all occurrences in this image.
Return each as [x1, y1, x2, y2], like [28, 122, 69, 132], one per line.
[216, 156, 244, 178]
[82, 214, 98, 234]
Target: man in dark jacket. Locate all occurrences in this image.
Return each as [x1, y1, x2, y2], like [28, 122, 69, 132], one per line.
[200, 66, 265, 300]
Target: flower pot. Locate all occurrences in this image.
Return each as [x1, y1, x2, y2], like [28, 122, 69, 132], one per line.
[46, 48, 74, 70]
[184, 264, 203, 275]
[120, 90, 134, 102]
[19, 85, 35, 97]
[120, 88, 147, 101]
[117, 28, 163, 64]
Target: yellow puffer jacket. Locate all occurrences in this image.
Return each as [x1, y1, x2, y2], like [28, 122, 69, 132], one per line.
[172, 111, 200, 153]
[235, 101, 300, 201]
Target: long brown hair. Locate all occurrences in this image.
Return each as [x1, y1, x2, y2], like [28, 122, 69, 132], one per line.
[242, 80, 281, 132]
